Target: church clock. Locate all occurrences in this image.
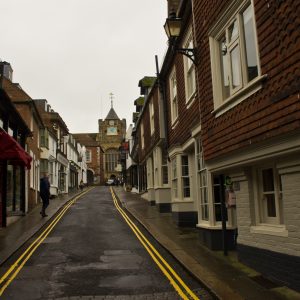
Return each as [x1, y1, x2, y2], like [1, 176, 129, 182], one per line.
[107, 126, 117, 135]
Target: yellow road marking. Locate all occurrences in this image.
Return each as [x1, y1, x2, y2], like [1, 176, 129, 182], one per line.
[110, 187, 200, 300]
[0, 187, 94, 296]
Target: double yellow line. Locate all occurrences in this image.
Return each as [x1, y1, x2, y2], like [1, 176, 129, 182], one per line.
[0, 188, 93, 296]
[110, 187, 199, 300]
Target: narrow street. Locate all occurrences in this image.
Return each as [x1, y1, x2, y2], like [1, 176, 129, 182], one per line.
[0, 187, 214, 300]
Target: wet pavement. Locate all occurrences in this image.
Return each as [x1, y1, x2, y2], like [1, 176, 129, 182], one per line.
[0, 187, 213, 300]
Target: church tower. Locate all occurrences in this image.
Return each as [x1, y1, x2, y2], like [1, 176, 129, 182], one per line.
[98, 94, 126, 182]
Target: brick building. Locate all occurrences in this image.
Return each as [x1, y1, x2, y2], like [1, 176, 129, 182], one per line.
[193, 0, 300, 290]
[0, 88, 32, 227]
[73, 133, 103, 185]
[1, 64, 44, 211]
[131, 0, 300, 291]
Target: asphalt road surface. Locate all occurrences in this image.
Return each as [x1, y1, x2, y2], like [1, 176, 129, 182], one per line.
[0, 187, 214, 300]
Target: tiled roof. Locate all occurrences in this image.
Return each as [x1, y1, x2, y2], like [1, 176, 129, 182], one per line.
[72, 133, 99, 147]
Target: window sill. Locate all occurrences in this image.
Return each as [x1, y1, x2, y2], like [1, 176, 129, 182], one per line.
[250, 224, 288, 237]
[172, 200, 194, 203]
[196, 223, 236, 230]
[212, 74, 268, 117]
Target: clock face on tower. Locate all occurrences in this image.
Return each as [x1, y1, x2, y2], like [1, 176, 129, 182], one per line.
[107, 126, 117, 135]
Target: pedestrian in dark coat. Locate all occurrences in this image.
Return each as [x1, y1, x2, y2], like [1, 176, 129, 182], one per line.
[40, 173, 50, 217]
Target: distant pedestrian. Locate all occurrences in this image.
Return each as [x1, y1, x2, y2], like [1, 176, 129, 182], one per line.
[40, 173, 50, 217]
[79, 179, 84, 191]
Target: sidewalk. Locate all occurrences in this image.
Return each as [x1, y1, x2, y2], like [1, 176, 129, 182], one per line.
[0, 190, 82, 264]
[113, 187, 300, 300]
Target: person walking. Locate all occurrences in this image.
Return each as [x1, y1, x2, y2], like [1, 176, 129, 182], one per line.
[40, 173, 50, 217]
[79, 179, 84, 191]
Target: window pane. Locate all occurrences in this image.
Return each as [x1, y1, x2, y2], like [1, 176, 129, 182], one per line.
[215, 204, 222, 222]
[262, 168, 274, 191]
[220, 38, 230, 99]
[229, 20, 239, 42]
[183, 177, 190, 197]
[202, 204, 209, 220]
[265, 194, 276, 217]
[230, 45, 241, 88]
[162, 165, 168, 184]
[243, 5, 258, 81]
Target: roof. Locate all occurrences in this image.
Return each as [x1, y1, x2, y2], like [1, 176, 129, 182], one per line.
[134, 97, 145, 106]
[105, 107, 119, 120]
[72, 133, 99, 147]
[138, 76, 156, 88]
[2, 77, 31, 102]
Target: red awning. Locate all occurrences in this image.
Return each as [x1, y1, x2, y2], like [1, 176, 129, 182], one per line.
[0, 130, 32, 169]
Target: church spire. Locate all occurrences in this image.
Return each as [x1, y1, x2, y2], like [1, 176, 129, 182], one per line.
[105, 93, 119, 120]
[109, 92, 114, 108]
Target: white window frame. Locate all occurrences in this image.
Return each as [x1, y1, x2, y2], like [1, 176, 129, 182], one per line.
[149, 100, 155, 135]
[181, 155, 191, 199]
[141, 122, 144, 149]
[171, 157, 178, 199]
[86, 150, 92, 163]
[209, 0, 265, 116]
[196, 139, 209, 221]
[255, 166, 283, 225]
[30, 151, 34, 189]
[161, 149, 169, 186]
[147, 157, 154, 189]
[183, 28, 196, 105]
[169, 68, 178, 125]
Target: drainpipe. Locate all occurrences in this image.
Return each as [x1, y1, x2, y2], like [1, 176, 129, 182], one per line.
[155, 55, 169, 152]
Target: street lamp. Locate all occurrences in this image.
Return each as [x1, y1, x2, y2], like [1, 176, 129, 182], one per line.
[164, 12, 196, 64]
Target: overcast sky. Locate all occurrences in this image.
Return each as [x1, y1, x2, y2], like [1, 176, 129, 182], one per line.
[1, 0, 168, 133]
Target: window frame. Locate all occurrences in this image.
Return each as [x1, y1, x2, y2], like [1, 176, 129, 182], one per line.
[149, 100, 155, 135]
[256, 166, 283, 225]
[169, 68, 178, 125]
[196, 139, 209, 221]
[86, 150, 92, 163]
[183, 28, 196, 104]
[181, 155, 191, 199]
[209, 0, 264, 116]
[140, 122, 144, 149]
[171, 157, 178, 199]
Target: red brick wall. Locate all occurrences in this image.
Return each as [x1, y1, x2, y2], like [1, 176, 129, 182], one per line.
[193, 0, 300, 160]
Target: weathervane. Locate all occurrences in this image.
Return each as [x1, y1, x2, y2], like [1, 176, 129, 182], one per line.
[109, 92, 114, 108]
